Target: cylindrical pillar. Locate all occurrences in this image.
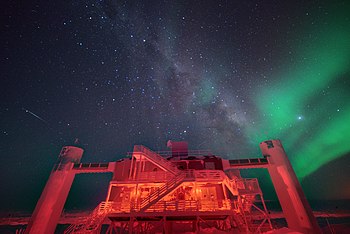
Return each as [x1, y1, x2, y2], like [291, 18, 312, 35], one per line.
[260, 140, 321, 233]
[25, 146, 84, 234]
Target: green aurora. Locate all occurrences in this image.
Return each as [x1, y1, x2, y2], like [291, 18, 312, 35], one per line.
[247, 2, 350, 178]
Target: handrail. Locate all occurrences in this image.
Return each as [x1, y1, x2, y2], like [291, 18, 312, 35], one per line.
[128, 149, 213, 158]
[193, 170, 222, 180]
[135, 171, 174, 181]
[133, 145, 180, 174]
[156, 150, 213, 157]
[64, 202, 109, 234]
[236, 178, 261, 194]
[107, 199, 233, 213]
[139, 172, 186, 209]
[138, 170, 236, 212]
[222, 173, 238, 196]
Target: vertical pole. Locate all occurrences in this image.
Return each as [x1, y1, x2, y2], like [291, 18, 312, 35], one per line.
[196, 216, 200, 233]
[138, 155, 142, 178]
[132, 157, 136, 180]
[239, 196, 249, 233]
[129, 155, 134, 179]
[260, 140, 321, 233]
[141, 155, 145, 173]
[222, 182, 228, 207]
[133, 154, 139, 180]
[129, 217, 134, 234]
[163, 216, 167, 234]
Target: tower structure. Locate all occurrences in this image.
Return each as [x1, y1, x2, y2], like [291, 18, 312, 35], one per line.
[25, 146, 84, 234]
[259, 140, 321, 233]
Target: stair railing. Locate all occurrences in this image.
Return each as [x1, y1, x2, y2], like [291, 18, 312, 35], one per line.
[133, 145, 180, 174]
[139, 172, 186, 211]
[64, 202, 110, 234]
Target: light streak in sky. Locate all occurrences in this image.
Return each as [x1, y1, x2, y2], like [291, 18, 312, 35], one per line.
[22, 108, 47, 124]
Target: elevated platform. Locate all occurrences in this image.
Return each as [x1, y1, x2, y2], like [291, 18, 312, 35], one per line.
[229, 157, 269, 169]
[72, 162, 116, 174]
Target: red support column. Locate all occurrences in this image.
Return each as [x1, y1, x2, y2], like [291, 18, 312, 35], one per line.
[260, 140, 321, 233]
[25, 146, 83, 234]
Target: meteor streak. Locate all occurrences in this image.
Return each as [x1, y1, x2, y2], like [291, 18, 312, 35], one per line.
[22, 108, 47, 124]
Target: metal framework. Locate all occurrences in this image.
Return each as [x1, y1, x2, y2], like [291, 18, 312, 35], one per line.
[64, 144, 272, 233]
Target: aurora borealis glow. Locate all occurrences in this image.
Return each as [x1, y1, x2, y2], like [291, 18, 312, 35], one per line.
[246, 3, 350, 178]
[1, 0, 350, 212]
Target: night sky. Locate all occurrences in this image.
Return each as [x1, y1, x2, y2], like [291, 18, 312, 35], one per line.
[1, 0, 350, 212]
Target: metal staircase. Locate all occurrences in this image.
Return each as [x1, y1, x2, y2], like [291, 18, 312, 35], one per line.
[222, 173, 238, 197]
[133, 145, 180, 174]
[139, 172, 186, 212]
[232, 214, 247, 232]
[236, 189, 272, 233]
[64, 202, 110, 234]
[241, 194, 255, 213]
[131, 146, 190, 212]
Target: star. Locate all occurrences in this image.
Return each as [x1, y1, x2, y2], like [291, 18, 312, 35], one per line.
[1, 0, 350, 213]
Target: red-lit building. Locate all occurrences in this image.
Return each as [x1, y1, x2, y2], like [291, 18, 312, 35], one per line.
[25, 140, 321, 234]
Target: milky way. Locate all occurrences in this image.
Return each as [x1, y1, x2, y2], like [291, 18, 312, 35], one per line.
[1, 0, 349, 211]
